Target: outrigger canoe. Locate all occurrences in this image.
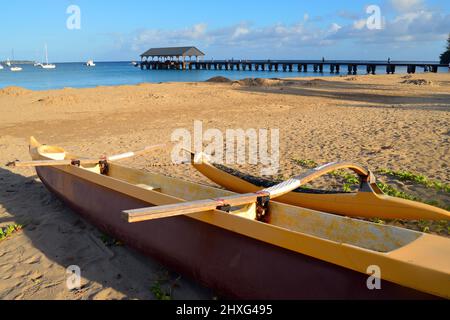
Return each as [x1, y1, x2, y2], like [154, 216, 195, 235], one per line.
[190, 153, 450, 221]
[12, 137, 450, 299]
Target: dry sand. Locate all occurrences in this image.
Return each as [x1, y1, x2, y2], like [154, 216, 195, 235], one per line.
[0, 73, 449, 299]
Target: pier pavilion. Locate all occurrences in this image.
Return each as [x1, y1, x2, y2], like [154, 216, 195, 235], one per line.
[140, 46, 205, 70]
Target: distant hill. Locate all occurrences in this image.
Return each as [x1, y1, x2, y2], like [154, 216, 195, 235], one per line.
[0, 60, 35, 65]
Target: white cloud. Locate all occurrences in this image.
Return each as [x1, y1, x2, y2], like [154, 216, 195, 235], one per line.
[390, 0, 424, 12]
[353, 19, 367, 30]
[329, 23, 342, 33]
[232, 26, 250, 39]
[186, 23, 208, 39]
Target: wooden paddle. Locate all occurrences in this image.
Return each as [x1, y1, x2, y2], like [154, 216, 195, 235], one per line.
[123, 161, 371, 223]
[8, 144, 165, 168]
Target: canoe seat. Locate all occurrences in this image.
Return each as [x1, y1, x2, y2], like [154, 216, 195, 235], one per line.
[136, 184, 161, 192]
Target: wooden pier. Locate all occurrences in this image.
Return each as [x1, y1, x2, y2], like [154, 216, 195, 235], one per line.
[139, 47, 447, 75]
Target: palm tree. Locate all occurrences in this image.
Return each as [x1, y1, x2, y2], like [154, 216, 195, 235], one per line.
[440, 34, 450, 64]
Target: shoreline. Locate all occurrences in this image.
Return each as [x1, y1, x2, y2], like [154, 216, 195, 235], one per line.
[0, 65, 449, 91]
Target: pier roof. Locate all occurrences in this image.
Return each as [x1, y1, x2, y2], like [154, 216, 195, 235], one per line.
[140, 46, 205, 58]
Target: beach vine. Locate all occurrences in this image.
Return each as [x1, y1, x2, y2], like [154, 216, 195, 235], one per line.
[379, 169, 450, 193]
[0, 224, 23, 242]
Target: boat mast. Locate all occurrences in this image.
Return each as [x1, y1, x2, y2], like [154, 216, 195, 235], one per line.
[45, 44, 48, 65]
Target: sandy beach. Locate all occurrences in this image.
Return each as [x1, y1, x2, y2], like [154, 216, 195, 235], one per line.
[0, 73, 449, 299]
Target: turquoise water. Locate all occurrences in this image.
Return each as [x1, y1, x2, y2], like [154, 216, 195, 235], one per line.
[0, 61, 445, 91]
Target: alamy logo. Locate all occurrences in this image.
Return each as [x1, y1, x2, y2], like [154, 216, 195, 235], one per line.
[66, 265, 81, 290]
[66, 5, 81, 30]
[366, 265, 382, 290]
[366, 5, 384, 30]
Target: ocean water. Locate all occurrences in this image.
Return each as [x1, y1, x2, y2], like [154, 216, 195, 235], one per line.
[0, 61, 446, 91]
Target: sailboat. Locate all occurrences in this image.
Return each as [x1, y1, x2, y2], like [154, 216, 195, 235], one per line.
[10, 50, 22, 72]
[6, 59, 11, 67]
[10, 66, 23, 72]
[40, 44, 56, 69]
[0, 64, 4, 70]
[86, 60, 96, 67]
[34, 50, 43, 67]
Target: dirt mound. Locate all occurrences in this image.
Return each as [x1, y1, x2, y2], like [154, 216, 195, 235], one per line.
[236, 78, 282, 87]
[0, 86, 32, 97]
[206, 76, 232, 83]
[401, 79, 433, 86]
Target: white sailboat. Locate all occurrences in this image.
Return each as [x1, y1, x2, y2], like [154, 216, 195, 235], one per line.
[6, 59, 11, 67]
[86, 60, 96, 67]
[40, 44, 56, 69]
[10, 66, 23, 72]
[0, 64, 4, 70]
[10, 50, 22, 72]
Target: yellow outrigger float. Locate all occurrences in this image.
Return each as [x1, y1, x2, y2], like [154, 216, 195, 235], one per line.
[9, 138, 450, 299]
[190, 153, 450, 221]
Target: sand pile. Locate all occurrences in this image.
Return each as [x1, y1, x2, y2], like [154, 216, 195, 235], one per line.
[235, 78, 282, 87]
[206, 76, 232, 83]
[0, 86, 32, 97]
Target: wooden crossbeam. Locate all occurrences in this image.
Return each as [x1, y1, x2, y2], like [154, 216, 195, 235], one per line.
[122, 161, 371, 223]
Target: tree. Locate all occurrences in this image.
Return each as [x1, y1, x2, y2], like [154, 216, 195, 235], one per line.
[440, 34, 450, 64]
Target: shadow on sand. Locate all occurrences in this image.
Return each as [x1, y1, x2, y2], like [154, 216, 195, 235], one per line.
[237, 78, 450, 111]
[0, 166, 212, 300]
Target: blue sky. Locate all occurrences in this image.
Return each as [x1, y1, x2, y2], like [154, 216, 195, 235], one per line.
[1, 0, 449, 62]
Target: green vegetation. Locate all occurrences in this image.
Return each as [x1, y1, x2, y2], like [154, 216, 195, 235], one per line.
[376, 181, 450, 211]
[293, 159, 318, 169]
[376, 181, 417, 201]
[370, 218, 387, 225]
[329, 170, 360, 192]
[379, 169, 450, 193]
[100, 234, 123, 247]
[151, 281, 172, 301]
[0, 224, 23, 242]
[416, 220, 449, 235]
[440, 34, 450, 64]
[150, 272, 181, 300]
